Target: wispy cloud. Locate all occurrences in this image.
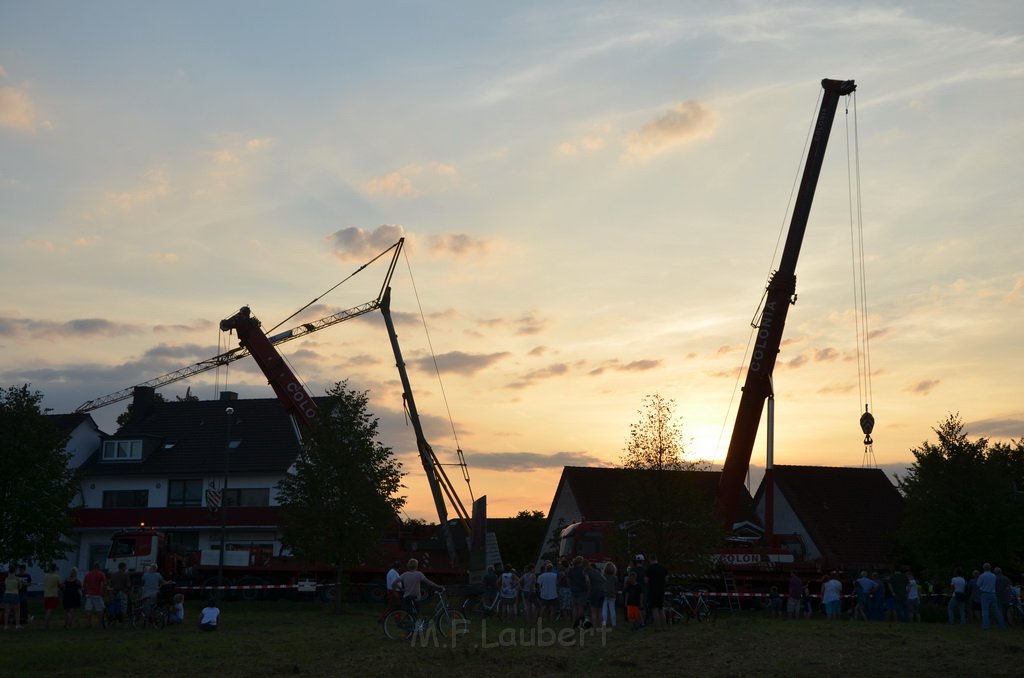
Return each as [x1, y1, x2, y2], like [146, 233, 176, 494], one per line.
[624, 101, 717, 159]
[428, 233, 494, 258]
[908, 379, 940, 395]
[364, 163, 459, 198]
[414, 350, 509, 375]
[470, 450, 610, 471]
[0, 316, 145, 339]
[327, 224, 405, 262]
[0, 86, 37, 133]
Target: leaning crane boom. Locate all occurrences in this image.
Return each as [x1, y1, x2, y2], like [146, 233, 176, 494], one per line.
[716, 78, 856, 527]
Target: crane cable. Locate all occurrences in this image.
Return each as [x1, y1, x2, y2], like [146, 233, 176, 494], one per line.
[844, 91, 877, 467]
[402, 247, 475, 503]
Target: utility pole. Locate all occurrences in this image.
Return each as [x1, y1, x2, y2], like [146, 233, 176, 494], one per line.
[218, 406, 234, 600]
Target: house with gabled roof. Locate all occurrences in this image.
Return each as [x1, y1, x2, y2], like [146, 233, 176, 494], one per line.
[751, 465, 904, 571]
[538, 466, 761, 563]
[69, 387, 307, 572]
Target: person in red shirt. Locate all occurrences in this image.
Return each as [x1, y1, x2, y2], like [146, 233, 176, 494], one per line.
[82, 562, 108, 628]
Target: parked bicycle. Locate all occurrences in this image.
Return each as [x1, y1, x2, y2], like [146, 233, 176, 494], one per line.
[383, 589, 467, 640]
[460, 588, 501, 618]
[667, 587, 718, 623]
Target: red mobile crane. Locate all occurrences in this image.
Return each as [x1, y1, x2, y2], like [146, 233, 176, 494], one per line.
[558, 80, 857, 598]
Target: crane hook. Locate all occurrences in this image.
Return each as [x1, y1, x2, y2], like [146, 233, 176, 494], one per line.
[860, 405, 874, 446]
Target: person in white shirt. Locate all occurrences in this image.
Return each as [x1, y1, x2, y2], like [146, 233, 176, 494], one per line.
[537, 562, 559, 621]
[199, 599, 220, 632]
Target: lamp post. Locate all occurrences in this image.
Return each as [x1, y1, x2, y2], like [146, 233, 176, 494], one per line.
[218, 406, 234, 600]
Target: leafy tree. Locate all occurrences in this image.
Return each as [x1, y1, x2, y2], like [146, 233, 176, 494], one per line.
[275, 381, 406, 611]
[491, 510, 546, 569]
[617, 394, 721, 571]
[115, 390, 167, 428]
[0, 385, 81, 565]
[896, 413, 1024, 580]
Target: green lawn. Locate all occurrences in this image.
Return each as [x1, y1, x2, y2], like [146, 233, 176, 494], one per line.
[2, 600, 1022, 677]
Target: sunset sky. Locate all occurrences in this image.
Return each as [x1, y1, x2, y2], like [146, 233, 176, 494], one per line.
[2, 2, 1022, 520]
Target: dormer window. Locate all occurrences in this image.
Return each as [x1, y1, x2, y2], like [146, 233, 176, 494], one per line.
[102, 439, 143, 461]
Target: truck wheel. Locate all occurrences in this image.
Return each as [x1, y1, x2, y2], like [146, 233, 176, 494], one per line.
[238, 576, 267, 601]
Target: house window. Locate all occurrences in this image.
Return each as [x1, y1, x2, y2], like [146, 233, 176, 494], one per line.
[102, 489, 149, 508]
[101, 440, 143, 461]
[167, 479, 203, 507]
[223, 488, 270, 507]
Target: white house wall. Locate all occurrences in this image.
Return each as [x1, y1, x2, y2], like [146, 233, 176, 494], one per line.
[756, 484, 822, 561]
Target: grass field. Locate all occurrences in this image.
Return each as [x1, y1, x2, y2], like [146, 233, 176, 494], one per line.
[2, 599, 1022, 677]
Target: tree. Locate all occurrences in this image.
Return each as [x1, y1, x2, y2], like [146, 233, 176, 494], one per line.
[275, 381, 405, 611]
[622, 393, 696, 471]
[896, 413, 1024, 581]
[492, 510, 547, 568]
[0, 385, 81, 565]
[617, 394, 721, 570]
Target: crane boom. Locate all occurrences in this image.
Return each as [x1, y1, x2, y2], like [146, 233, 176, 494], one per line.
[74, 299, 381, 413]
[716, 78, 856, 526]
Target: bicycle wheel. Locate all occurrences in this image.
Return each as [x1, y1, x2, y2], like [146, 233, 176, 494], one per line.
[697, 601, 718, 623]
[130, 606, 148, 630]
[383, 609, 416, 640]
[152, 609, 168, 629]
[665, 605, 686, 626]
[436, 609, 468, 639]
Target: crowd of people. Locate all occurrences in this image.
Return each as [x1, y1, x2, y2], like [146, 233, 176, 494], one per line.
[389, 553, 674, 632]
[770, 563, 1023, 629]
[0, 562, 219, 632]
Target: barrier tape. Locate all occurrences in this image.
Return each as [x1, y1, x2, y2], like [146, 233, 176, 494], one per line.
[176, 583, 318, 591]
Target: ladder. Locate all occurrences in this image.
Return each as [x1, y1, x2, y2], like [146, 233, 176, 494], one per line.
[722, 574, 742, 612]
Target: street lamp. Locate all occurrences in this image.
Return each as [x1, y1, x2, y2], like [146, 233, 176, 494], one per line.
[218, 407, 234, 600]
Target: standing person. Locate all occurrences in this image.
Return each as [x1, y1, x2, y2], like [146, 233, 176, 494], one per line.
[3, 565, 20, 629]
[62, 567, 82, 628]
[385, 561, 402, 612]
[393, 558, 443, 616]
[854, 571, 874, 621]
[869, 572, 885, 620]
[42, 563, 62, 629]
[567, 556, 589, 627]
[623, 571, 642, 630]
[906, 571, 921, 623]
[586, 562, 604, 628]
[889, 568, 909, 622]
[499, 564, 520, 621]
[557, 559, 572, 622]
[107, 561, 131, 624]
[632, 555, 647, 624]
[16, 564, 31, 626]
[967, 569, 981, 623]
[821, 573, 843, 621]
[520, 563, 538, 621]
[537, 562, 559, 621]
[140, 564, 167, 612]
[198, 599, 220, 632]
[977, 562, 1007, 630]
[82, 562, 107, 628]
[645, 555, 669, 631]
[994, 567, 1013, 623]
[482, 564, 498, 607]
[948, 568, 967, 625]
[601, 562, 618, 629]
[787, 571, 803, 619]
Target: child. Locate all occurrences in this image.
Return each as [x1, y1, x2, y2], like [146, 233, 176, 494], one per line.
[168, 593, 185, 624]
[624, 571, 642, 630]
[199, 599, 219, 632]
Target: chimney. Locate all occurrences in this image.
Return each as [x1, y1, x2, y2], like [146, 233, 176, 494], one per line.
[220, 391, 238, 401]
[131, 386, 159, 423]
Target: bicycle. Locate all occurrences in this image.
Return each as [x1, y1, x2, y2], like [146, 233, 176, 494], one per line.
[670, 588, 718, 623]
[383, 590, 468, 640]
[461, 589, 501, 618]
[130, 594, 169, 630]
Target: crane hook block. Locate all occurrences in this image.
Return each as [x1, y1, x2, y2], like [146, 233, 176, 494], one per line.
[860, 409, 875, 438]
